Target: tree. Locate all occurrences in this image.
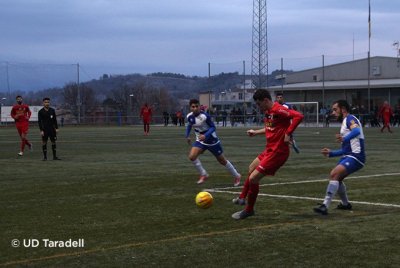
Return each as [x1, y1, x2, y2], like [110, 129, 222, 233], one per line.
[62, 83, 97, 122]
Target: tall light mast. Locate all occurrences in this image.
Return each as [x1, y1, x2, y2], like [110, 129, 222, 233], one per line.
[251, 0, 268, 89]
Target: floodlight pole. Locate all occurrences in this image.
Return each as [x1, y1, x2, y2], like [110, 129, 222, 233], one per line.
[243, 60, 246, 125]
[77, 63, 81, 124]
[6, 61, 10, 102]
[322, 55, 325, 110]
[367, 0, 371, 113]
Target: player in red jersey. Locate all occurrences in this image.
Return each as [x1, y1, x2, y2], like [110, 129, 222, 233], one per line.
[232, 89, 304, 220]
[379, 101, 394, 133]
[140, 103, 152, 135]
[10, 95, 32, 156]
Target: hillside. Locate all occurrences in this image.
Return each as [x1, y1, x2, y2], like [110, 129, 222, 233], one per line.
[9, 70, 291, 108]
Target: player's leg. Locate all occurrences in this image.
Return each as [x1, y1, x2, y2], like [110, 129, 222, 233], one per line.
[212, 144, 241, 186]
[314, 158, 363, 215]
[387, 120, 393, 133]
[20, 126, 32, 152]
[143, 121, 147, 135]
[232, 169, 263, 220]
[290, 134, 300, 153]
[233, 152, 288, 220]
[42, 134, 48, 161]
[16, 126, 24, 156]
[317, 165, 347, 211]
[336, 181, 352, 210]
[188, 144, 208, 184]
[233, 156, 260, 205]
[50, 136, 60, 160]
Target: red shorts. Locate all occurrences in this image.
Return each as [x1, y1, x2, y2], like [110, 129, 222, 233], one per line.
[383, 116, 391, 126]
[256, 148, 289, 176]
[16, 123, 29, 136]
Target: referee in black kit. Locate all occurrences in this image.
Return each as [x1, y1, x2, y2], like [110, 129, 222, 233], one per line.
[38, 97, 61, 161]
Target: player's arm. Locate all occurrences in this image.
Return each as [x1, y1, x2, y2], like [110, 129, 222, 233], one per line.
[26, 106, 32, 119]
[185, 123, 192, 145]
[10, 107, 17, 120]
[202, 114, 216, 140]
[285, 109, 304, 136]
[52, 110, 59, 131]
[339, 117, 360, 143]
[247, 128, 265, 137]
[321, 148, 344, 158]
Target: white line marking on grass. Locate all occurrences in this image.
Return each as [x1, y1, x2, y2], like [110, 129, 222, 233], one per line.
[204, 189, 400, 208]
[212, 172, 400, 190]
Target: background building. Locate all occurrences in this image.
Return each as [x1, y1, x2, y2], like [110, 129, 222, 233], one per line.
[269, 56, 400, 113]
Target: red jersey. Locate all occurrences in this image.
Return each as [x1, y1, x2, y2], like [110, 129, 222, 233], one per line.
[263, 102, 303, 152]
[140, 106, 152, 121]
[379, 105, 393, 120]
[11, 104, 31, 123]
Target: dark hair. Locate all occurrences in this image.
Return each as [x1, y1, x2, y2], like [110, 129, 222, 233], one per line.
[333, 100, 350, 112]
[16, 95, 22, 99]
[276, 92, 283, 97]
[43, 97, 50, 101]
[253, 89, 272, 101]
[189, 99, 200, 106]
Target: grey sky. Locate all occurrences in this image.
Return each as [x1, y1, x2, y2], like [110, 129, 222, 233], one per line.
[0, 0, 399, 82]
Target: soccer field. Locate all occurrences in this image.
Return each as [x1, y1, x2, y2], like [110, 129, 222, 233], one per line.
[1, 125, 399, 267]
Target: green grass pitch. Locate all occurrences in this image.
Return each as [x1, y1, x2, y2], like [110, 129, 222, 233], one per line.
[0, 125, 399, 267]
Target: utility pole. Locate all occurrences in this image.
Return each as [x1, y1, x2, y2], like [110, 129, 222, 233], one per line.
[251, 0, 268, 89]
[77, 63, 81, 124]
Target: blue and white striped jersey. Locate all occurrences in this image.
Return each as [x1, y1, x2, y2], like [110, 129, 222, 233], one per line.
[185, 111, 220, 145]
[341, 114, 365, 163]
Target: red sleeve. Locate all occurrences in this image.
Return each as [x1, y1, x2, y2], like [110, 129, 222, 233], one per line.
[286, 109, 304, 136]
[10, 106, 16, 119]
[26, 105, 32, 119]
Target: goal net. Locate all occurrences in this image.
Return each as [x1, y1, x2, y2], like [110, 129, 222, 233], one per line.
[286, 102, 320, 127]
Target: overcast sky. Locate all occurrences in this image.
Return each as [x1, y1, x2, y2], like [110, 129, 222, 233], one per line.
[1, 0, 399, 82]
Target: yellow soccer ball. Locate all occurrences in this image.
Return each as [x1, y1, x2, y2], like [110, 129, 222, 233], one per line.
[195, 191, 213, 209]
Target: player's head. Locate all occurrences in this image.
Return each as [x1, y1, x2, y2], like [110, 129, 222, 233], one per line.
[275, 92, 284, 104]
[15, 95, 22, 105]
[253, 89, 273, 112]
[189, 99, 201, 115]
[332, 100, 350, 121]
[42, 97, 51, 108]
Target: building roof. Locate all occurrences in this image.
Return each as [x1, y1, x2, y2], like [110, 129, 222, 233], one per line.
[269, 78, 400, 91]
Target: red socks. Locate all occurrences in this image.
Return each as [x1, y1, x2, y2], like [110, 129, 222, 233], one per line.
[245, 182, 259, 213]
[239, 176, 250, 199]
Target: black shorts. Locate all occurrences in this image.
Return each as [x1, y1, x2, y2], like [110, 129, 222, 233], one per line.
[42, 130, 57, 143]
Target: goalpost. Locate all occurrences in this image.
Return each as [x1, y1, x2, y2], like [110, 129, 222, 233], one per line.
[286, 102, 320, 127]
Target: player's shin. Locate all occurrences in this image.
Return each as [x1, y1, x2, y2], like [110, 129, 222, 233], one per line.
[20, 140, 26, 152]
[52, 144, 57, 158]
[225, 160, 240, 178]
[239, 176, 250, 199]
[192, 158, 207, 176]
[42, 144, 47, 159]
[323, 180, 339, 208]
[245, 182, 259, 213]
[337, 181, 349, 205]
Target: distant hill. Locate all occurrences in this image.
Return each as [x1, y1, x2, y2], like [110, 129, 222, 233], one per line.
[82, 69, 291, 100]
[4, 70, 292, 106]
